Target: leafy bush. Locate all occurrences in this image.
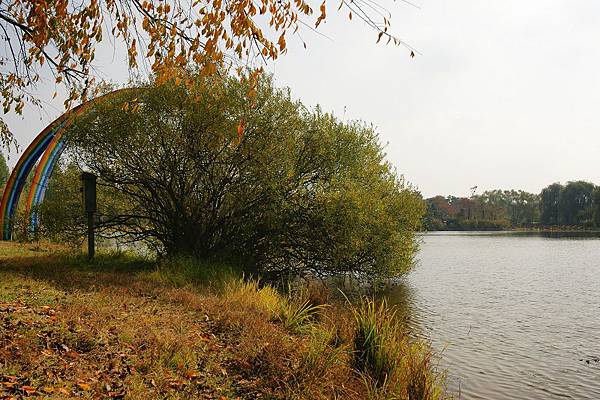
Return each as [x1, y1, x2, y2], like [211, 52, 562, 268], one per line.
[47, 74, 424, 281]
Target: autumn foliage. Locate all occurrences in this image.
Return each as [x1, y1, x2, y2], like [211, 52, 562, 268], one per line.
[0, 0, 413, 146]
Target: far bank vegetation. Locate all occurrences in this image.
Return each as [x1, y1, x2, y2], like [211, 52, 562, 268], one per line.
[424, 181, 600, 231]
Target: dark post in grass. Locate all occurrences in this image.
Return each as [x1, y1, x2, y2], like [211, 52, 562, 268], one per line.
[81, 172, 97, 260]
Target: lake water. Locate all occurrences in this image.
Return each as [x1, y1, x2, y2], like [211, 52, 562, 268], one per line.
[384, 232, 600, 400]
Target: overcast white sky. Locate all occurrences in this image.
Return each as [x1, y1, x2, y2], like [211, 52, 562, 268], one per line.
[5, 0, 600, 198]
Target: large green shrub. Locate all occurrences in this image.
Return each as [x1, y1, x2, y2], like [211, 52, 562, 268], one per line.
[49, 75, 424, 280]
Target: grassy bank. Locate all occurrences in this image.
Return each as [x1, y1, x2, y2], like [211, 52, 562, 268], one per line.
[0, 243, 448, 399]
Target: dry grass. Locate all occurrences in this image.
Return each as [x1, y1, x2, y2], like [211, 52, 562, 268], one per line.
[0, 242, 449, 399]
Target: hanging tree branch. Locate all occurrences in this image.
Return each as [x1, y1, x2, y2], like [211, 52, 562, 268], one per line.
[0, 0, 417, 149]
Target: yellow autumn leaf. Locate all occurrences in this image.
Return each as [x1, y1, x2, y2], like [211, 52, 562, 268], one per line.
[278, 33, 286, 51]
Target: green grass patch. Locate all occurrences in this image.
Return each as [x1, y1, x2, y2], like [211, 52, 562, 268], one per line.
[148, 256, 242, 290]
[0, 272, 67, 306]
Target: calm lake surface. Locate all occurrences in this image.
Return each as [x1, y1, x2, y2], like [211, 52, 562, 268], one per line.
[384, 232, 600, 400]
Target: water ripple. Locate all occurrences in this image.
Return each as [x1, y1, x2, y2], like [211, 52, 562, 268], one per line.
[384, 232, 600, 400]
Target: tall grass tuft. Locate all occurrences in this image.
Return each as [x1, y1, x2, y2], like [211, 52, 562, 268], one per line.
[279, 299, 326, 333]
[223, 278, 282, 317]
[352, 297, 400, 384]
[351, 297, 446, 400]
[301, 324, 348, 375]
[404, 341, 446, 400]
[223, 278, 325, 333]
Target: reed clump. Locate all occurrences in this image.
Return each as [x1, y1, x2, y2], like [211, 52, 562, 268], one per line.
[223, 277, 325, 333]
[352, 297, 446, 400]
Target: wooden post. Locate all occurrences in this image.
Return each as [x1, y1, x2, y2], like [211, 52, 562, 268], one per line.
[81, 172, 97, 260]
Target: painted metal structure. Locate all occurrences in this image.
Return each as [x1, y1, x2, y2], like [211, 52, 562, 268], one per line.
[0, 88, 137, 240]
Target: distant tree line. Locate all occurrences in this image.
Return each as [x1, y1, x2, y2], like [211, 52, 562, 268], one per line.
[424, 181, 600, 230]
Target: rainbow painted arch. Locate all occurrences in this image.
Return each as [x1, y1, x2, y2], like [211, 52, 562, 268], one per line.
[0, 88, 140, 240]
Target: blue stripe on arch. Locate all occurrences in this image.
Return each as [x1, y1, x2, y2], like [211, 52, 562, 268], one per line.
[30, 140, 66, 230]
[3, 121, 67, 239]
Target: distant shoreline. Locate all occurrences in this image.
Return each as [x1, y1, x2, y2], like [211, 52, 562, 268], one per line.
[512, 226, 600, 233]
[422, 227, 600, 234]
